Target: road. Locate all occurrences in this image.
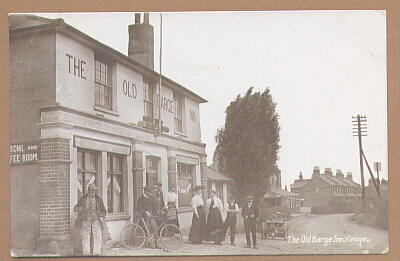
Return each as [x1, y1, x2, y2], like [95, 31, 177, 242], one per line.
[104, 213, 388, 256]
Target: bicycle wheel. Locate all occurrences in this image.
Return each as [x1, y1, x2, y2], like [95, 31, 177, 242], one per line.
[120, 223, 146, 249]
[159, 224, 183, 250]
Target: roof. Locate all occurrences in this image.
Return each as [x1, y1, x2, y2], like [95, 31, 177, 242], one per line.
[335, 176, 361, 188]
[209, 160, 219, 172]
[318, 175, 337, 186]
[311, 174, 360, 188]
[270, 187, 298, 197]
[323, 175, 349, 186]
[205, 166, 232, 182]
[9, 14, 56, 30]
[8, 14, 208, 104]
[290, 179, 310, 189]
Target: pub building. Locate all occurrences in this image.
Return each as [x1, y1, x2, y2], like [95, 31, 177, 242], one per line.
[9, 13, 208, 255]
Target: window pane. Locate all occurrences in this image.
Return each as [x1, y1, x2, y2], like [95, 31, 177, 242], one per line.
[113, 175, 123, 212]
[177, 163, 194, 207]
[94, 58, 112, 109]
[77, 151, 83, 169]
[84, 152, 95, 171]
[107, 154, 125, 213]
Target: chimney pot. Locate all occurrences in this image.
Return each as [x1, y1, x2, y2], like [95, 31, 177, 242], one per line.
[312, 166, 320, 177]
[135, 13, 141, 24]
[144, 13, 149, 24]
[128, 12, 154, 69]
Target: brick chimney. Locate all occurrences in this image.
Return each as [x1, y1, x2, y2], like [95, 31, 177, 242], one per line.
[324, 167, 332, 176]
[336, 169, 344, 178]
[312, 166, 320, 177]
[299, 171, 303, 180]
[346, 172, 353, 181]
[128, 13, 154, 69]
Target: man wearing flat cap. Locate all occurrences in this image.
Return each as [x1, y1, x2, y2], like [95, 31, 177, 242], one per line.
[74, 183, 106, 255]
[241, 195, 259, 248]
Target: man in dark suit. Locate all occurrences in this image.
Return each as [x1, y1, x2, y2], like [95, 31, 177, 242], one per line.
[241, 195, 259, 249]
[137, 186, 160, 248]
[152, 182, 165, 212]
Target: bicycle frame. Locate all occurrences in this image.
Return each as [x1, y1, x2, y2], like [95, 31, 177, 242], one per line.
[135, 215, 164, 241]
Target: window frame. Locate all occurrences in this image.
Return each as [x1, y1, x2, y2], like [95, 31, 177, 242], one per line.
[143, 81, 154, 120]
[177, 163, 195, 208]
[107, 153, 125, 214]
[174, 93, 183, 133]
[94, 56, 113, 110]
[77, 149, 99, 200]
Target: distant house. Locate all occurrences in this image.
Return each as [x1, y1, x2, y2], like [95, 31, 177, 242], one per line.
[365, 178, 388, 199]
[290, 171, 311, 195]
[206, 161, 233, 205]
[291, 166, 362, 209]
[263, 187, 298, 212]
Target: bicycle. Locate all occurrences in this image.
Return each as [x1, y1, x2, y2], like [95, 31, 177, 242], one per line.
[120, 209, 183, 251]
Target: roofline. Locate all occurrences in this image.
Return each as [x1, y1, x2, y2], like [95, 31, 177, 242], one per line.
[9, 15, 208, 104]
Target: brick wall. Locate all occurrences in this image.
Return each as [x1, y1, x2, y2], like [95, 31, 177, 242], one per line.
[9, 30, 56, 143]
[301, 178, 334, 208]
[38, 138, 71, 254]
[200, 157, 208, 201]
[132, 151, 144, 215]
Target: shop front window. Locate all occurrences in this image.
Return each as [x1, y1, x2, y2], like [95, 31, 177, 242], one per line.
[77, 149, 98, 199]
[107, 154, 124, 213]
[146, 156, 159, 187]
[177, 163, 194, 207]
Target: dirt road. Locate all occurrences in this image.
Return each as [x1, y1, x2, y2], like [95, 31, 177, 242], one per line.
[104, 213, 388, 256]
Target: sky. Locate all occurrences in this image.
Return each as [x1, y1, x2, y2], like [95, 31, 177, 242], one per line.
[35, 11, 387, 189]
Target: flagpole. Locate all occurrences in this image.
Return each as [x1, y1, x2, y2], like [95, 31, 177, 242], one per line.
[158, 12, 162, 136]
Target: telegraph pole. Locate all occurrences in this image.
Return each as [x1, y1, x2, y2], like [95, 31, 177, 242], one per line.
[352, 115, 367, 214]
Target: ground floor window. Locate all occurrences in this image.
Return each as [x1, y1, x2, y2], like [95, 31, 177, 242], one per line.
[177, 163, 195, 207]
[107, 153, 125, 213]
[146, 156, 159, 187]
[77, 149, 99, 199]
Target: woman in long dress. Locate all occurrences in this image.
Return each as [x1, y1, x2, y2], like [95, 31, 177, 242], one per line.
[189, 185, 207, 244]
[206, 190, 225, 245]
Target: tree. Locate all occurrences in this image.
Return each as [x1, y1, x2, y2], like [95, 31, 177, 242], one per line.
[215, 87, 280, 200]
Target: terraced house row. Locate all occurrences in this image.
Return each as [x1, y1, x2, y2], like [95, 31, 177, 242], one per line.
[290, 166, 362, 209]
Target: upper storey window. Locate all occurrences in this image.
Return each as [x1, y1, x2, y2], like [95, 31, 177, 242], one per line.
[174, 93, 183, 133]
[94, 57, 112, 110]
[143, 81, 154, 119]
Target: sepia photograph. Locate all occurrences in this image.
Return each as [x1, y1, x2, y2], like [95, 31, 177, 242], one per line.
[8, 11, 388, 257]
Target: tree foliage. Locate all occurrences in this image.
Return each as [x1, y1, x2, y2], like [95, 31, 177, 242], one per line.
[215, 87, 280, 200]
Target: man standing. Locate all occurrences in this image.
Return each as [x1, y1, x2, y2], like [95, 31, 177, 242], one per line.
[74, 183, 106, 255]
[137, 186, 160, 248]
[223, 196, 239, 246]
[241, 195, 259, 249]
[153, 182, 165, 211]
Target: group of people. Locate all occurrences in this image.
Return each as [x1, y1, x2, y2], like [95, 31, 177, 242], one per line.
[74, 182, 259, 255]
[74, 182, 179, 255]
[189, 185, 260, 249]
